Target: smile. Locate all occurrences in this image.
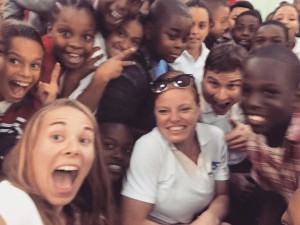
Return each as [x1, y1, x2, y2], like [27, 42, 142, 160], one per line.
[53, 165, 79, 194]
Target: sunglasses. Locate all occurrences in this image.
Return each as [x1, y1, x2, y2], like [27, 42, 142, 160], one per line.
[150, 74, 195, 93]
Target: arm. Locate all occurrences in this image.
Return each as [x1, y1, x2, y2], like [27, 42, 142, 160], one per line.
[191, 181, 229, 225]
[121, 197, 159, 225]
[0, 216, 6, 225]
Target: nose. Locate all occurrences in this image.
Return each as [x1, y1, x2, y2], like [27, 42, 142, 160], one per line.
[121, 38, 131, 51]
[245, 92, 262, 109]
[242, 28, 250, 37]
[20, 64, 31, 79]
[190, 24, 199, 36]
[169, 111, 180, 123]
[174, 38, 186, 51]
[68, 36, 82, 49]
[64, 139, 80, 156]
[115, 0, 127, 14]
[215, 88, 228, 103]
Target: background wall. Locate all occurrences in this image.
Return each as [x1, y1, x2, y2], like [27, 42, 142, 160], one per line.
[247, 0, 293, 20]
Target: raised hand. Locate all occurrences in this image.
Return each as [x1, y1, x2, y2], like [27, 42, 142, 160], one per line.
[37, 63, 61, 105]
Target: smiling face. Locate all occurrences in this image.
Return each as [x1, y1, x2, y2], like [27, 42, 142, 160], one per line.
[250, 24, 288, 53]
[48, 6, 96, 70]
[0, 37, 43, 103]
[31, 106, 95, 208]
[210, 6, 230, 39]
[241, 57, 296, 138]
[202, 69, 242, 115]
[100, 123, 134, 182]
[154, 72, 200, 146]
[187, 7, 210, 51]
[232, 15, 260, 50]
[273, 5, 299, 40]
[97, 0, 143, 31]
[105, 19, 143, 57]
[150, 14, 192, 63]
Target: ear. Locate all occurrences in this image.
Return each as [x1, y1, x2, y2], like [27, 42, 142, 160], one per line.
[287, 39, 295, 50]
[144, 21, 154, 40]
[47, 23, 53, 37]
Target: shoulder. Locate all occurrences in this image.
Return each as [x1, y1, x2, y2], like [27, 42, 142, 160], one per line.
[0, 181, 43, 225]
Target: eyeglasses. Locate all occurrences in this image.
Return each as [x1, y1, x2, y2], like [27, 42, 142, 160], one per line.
[150, 74, 195, 93]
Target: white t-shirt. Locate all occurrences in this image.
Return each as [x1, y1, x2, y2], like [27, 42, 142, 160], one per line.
[169, 43, 210, 92]
[200, 96, 247, 165]
[122, 123, 229, 224]
[0, 101, 12, 116]
[292, 37, 300, 61]
[0, 180, 43, 225]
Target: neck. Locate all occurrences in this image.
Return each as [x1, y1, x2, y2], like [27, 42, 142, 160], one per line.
[174, 133, 200, 163]
[187, 44, 202, 61]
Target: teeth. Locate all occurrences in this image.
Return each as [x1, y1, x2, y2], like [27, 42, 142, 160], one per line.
[248, 115, 265, 122]
[68, 53, 80, 58]
[169, 126, 184, 131]
[14, 81, 29, 87]
[108, 164, 122, 171]
[56, 165, 78, 171]
[111, 11, 122, 19]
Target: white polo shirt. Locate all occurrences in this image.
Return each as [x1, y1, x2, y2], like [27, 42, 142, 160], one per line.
[169, 43, 210, 92]
[292, 37, 300, 61]
[122, 123, 229, 224]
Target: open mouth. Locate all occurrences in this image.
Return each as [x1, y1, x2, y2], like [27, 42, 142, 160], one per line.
[52, 165, 79, 193]
[108, 164, 122, 173]
[168, 126, 185, 132]
[9, 80, 31, 100]
[247, 115, 266, 125]
[213, 102, 231, 114]
[63, 52, 83, 65]
[106, 10, 124, 25]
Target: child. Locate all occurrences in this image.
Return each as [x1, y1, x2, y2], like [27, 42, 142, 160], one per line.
[77, 15, 144, 111]
[41, 0, 105, 99]
[231, 10, 262, 51]
[250, 20, 289, 53]
[202, 0, 230, 49]
[170, 0, 210, 91]
[99, 120, 138, 224]
[0, 20, 59, 168]
[273, 3, 300, 60]
[241, 45, 300, 224]
[228, 1, 254, 30]
[96, 0, 192, 133]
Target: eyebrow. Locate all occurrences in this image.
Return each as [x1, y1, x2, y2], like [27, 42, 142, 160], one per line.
[7, 51, 43, 62]
[50, 121, 95, 132]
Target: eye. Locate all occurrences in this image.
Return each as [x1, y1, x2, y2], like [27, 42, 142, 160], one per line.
[199, 22, 207, 29]
[242, 85, 251, 96]
[254, 38, 264, 45]
[103, 142, 115, 150]
[157, 109, 169, 115]
[51, 134, 64, 142]
[8, 57, 20, 65]
[179, 107, 192, 113]
[167, 33, 178, 40]
[208, 80, 219, 88]
[116, 28, 126, 38]
[263, 89, 279, 98]
[227, 83, 241, 90]
[82, 34, 94, 42]
[31, 63, 41, 70]
[123, 145, 133, 155]
[131, 39, 141, 48]
[60, 30, 71, 38]
[80, 137, 92, 145]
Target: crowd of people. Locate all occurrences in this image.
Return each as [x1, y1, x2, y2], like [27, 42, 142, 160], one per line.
[0, 0, 299, 224]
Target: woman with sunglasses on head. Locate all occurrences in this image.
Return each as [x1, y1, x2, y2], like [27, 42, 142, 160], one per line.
[121, 70, 229, 225]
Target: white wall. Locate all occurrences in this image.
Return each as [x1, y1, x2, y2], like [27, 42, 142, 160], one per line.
[247, 0, 293, 20]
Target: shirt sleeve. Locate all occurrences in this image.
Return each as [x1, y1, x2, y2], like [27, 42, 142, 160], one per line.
[122, 132, 164, 203]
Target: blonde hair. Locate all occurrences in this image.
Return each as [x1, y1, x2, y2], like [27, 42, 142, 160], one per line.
[3, 99, 114, 225]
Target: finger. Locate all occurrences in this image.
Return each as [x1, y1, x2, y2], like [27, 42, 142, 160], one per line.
[122, 60, 136, 67]
[229, 119, 238, 128]
[89, 54, 103, 66]
[113, 47, 136, 60]
[88, 46, 101, 58]
[50, 63, 61, 84]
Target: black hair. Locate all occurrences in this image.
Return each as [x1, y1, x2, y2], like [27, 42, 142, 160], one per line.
[147, 0, 191, 28]
[185, 0, 212, 25]
[205, 42, 248, 73]
[273, 3, 300, 23]
[235, 9, 262, 25]
[257, 20, 289, 42]
[230, 1, 254, 11]
[201, 0, 228, 17]
[2, 19, 44, 53]
[248, 44, 300, 88]
[48, 0, 96, 24]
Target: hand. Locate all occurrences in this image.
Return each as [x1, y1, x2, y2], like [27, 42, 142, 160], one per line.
[190, 211, 221, 225]
[230, 173, 257, 202]
[225, 120, 252, 151]
[37, 63, 61, 105]
[94, 47, 136, 83]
